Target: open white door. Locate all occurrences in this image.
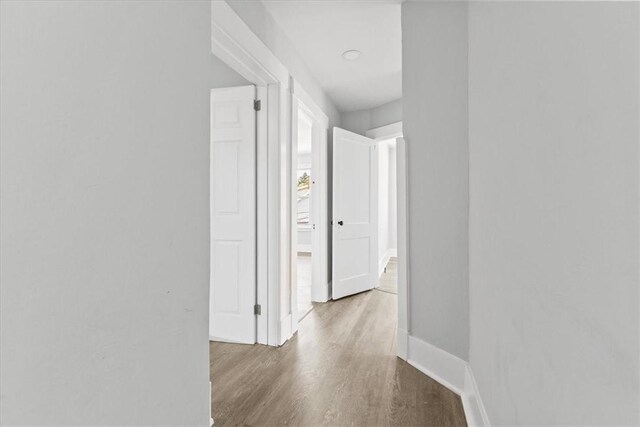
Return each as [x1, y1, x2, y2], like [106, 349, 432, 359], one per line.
[210, 85, 257, 344]
[332, 127, 377, 300]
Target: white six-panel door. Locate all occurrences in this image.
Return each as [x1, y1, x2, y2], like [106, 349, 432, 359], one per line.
[332, 127, 377, 299]
[210, 86, 256, 344]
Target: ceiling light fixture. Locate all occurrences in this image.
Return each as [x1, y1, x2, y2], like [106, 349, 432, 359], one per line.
[342, 50, 361, 61]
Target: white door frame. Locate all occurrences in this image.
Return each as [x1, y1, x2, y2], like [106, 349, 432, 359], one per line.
[291, 81, 330, 310]
[212, 1, 292, 346]
[366, 122, 408, 360]
[213, 1, 334, 345]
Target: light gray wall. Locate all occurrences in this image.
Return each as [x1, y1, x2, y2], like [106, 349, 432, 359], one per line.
[468, 2, 639, 425]
[227, 0, 341, 128]
[402, 2, 469, 359]
[341, 98, 403, 136]
[0, 1, 248, 425]
[340, 109, 371, 137]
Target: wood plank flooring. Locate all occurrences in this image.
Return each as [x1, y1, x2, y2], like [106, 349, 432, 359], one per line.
[210, 289, 466, 426]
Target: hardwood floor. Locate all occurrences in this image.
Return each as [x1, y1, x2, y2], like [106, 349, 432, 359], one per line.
[210, 289, 466, 426]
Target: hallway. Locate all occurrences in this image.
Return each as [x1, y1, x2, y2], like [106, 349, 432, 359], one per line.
[210, 290, 466, 426]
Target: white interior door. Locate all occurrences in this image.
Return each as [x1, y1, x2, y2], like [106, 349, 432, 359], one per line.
[210, 85, 256, 344]
[332, 127, 377, 300]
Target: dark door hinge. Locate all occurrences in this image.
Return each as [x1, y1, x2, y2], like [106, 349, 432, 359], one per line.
[254, 304, 261, 315]
[254, 99, 261, 111]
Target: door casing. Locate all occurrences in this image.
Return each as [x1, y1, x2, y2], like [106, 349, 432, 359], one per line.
[291, 87, 330, 329]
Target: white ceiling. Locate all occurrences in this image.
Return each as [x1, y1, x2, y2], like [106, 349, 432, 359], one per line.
[262, 1, 402, 113]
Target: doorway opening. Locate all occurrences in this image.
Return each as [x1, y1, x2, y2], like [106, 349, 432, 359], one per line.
[295, 108, 314, 319]
[376, 137, 398, 295]
[210, 0, 406, 354]
[290, 88, 330, 327]
[331, 125, 403, 304]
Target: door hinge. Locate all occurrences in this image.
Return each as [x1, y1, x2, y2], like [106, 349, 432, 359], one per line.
[254, 304, 262, 315]
[254, 99, 261, 111]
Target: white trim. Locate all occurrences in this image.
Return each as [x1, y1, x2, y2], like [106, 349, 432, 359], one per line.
[464, 366, 491, 427]
[267, 83, 286, 347]
[256, 85, 268, 345]
[396, 137, 409, 360]
[212, 1, 291, 347]
[371, 138, 379, 296]
[211, 1, 288, 86]
[208, 334, 254, 345]
[292, 80, 329, 129]
[290, 87, 300, 333]
[292, 83, 330, 305]
[407, 335, 490, 427]
[366, 121, 403, 140]
[407, 335, 466, 394]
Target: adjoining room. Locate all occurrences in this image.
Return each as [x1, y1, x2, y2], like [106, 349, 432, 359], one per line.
[376, 137, 398, 294]
[296, 108, 314, 319]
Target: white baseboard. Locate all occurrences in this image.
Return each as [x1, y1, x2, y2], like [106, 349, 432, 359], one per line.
[406, 335, 490, 426]
[208, 335, 251, 345]
[407, 335, 466, 394]
[463, 366, 491, 427]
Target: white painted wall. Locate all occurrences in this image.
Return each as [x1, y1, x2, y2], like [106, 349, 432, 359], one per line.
[341, 98, 403, 137]
[0, 1, 248, 424]
[402, 1, 469, 360]
[468, 2, 639, 425]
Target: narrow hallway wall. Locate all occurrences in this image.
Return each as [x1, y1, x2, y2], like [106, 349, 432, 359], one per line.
[341, 98, 403, 137]
[468, 2, 639, 425]
[0, 1, 248, 424]
[402, 1, 470, 360]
